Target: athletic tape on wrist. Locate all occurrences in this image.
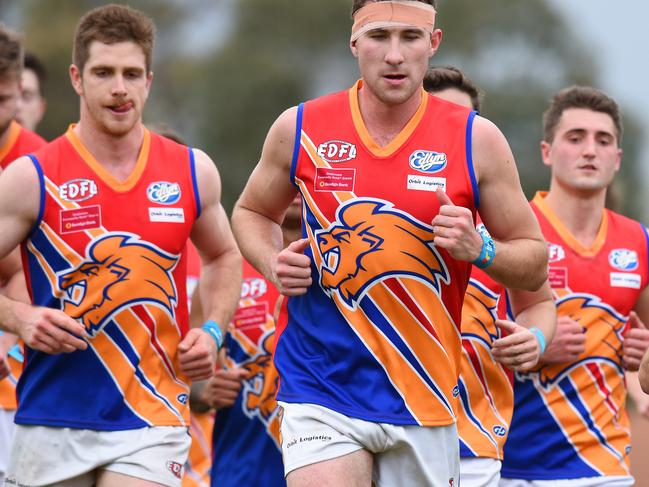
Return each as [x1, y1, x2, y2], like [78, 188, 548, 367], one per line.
[529, 327, 546, 355]
[202, 320, 224, 350]
[472, 232, 496, 269]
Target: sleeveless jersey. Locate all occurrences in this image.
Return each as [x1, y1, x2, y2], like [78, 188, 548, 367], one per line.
[278, 80, 478, 425]
[0, 120, 46, 169]
[17, 125, 200, 430]
[502, 192, 648, 480]
[0, 121, 45, 411]
[211, 259, 285, 486]
[458, 222, 512, 460]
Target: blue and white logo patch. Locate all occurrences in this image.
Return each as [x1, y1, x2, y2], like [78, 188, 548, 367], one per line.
[609, 249, 638, 271]
[147, 182, 181, 205]
[409, 150, 447, 173]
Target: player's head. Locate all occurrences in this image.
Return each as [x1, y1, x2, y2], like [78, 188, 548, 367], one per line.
[349, 1, 441, 107]
[423, 66, 481, 111]
[0, 25, 23, 136]
[70, 4, 155, 136]
[16, 51, 47, 131]
[541, 86, 622, 194]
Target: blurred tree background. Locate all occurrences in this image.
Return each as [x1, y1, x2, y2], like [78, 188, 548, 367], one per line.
[0, 0, 643, 218]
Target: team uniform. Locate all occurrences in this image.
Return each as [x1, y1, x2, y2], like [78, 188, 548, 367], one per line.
[501, 192, 648, 486]
[211, 259, 285, 486]
[6, 126, 201, 486]
[278, 80, 478, 485]
[183, 241, 214, 487]
[458, 259, 511, 487]
[0, 119, 45, 481]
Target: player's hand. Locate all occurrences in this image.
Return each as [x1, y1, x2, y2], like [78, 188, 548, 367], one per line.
[492, 320, 541, 372]
[623, 312, 649, 371]
[200, 367, 247, 409]
[540, 316, 585, 364]
[273, 238, 312, 296]
[432, 189, 482, 262]
[14, 302, 88, 354]
[178, 328, 217, 380]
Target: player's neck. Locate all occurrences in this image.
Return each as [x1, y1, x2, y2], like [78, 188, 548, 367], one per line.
[74, 118, 145, 182]
[357, 85, 421, 148]
[544, 184, 606, 247]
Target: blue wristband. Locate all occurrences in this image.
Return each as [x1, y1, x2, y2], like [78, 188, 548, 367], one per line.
[529, 327, 546, 355]
[201, 320, 224, 350]
[472, 232, 496, 269]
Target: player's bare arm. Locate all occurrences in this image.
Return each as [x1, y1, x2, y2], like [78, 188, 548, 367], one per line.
[179, 149, 243, 380]
[472, 116, 548, 291]
[0, 157, 87, 353]
[232, 107, 312, 296]
[491, 282, 556, 372]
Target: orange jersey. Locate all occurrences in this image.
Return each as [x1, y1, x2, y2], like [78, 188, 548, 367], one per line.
[277, 80, 478, 425]
[0, 120, 46, 169]
[18, 126, 200, 429]
[458, 264, 512, 460]
[502, 192, 648, 480]
[0, 121, 45, 410]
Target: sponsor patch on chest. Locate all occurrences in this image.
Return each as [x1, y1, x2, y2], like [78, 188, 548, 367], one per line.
[407, 174, 446, 192]
[548, 267, 568, 288]
[147, 181, 181, 204]
[59, 178, 98, 202]
[314, 167, 355, 192]
[149, 207, 185, 223]
[233, 302, 269, 330]
[60, 205, 102, 234]
[610, 272, 641, 289]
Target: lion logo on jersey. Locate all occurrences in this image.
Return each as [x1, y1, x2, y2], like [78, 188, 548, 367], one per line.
[314, 198, 449, 309]
[57, 233, 178, 335]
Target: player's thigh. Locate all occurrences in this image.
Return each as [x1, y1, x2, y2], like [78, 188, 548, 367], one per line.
[373, 423, 459, 487]
[96, 469, 168, 487]
[286, 449, 373, 487]
[460, 457, 502, 487]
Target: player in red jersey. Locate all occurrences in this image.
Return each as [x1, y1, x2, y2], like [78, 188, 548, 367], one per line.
[0, 25, 47, 485]
[501, 86, 649, 486]
[15, 51, 47, 133]
[425, 66, 556, 487]
[0, 5, 241, 487]
[232, 1, 549, 485]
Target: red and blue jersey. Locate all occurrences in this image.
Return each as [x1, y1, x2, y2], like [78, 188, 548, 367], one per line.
[211, 260, 284, 486]
[502, 192, 648, 480]
[17, 125, 200, 430]
[277, 80, 478, 425]
[0, 120, 46, 169]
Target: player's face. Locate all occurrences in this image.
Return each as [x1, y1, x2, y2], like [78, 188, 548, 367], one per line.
[352, 26, 440, 106]
[71, 41, 152, 137]
[542, 108, 621, 195]
[16, 69, 46, 131]
[431, 87, 474, 110]
[0, 75, 20, 137]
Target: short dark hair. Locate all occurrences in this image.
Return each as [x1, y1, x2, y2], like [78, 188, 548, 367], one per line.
[543, 85, 622, 143]
[0, 25, 23, 82]
[24, 51, 47, 96]
[73, 4, 155, 74]
[423, 66, 482, 111]
[351, 0, 437, 17]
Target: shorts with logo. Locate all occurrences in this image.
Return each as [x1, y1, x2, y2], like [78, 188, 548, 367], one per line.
[499, 476, 634, 487]
[5, 425, 190, 487]
[460, 457, 501, 487]
[278, 402, 459, 487]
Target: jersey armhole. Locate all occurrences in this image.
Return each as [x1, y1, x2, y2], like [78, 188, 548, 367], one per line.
[289, 103, 305, 187]
[189, 147, 201, 220]
[27, 154, 45, 239]
[466, 110, 479, 209]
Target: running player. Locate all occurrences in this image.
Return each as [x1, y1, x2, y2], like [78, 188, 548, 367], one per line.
[231, 1, 548, 485]
[501, 86, 649, 486]
[0, 5, 241, 486]
[426, 66, 556, 487]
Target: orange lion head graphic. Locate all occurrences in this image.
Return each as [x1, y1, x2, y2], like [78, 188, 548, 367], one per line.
[314, 199, 448, 308]
[57, 233, 178, 335]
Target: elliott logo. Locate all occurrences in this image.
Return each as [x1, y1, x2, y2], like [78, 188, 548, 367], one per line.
[59, 179, 98, 202]
[316, 140, 357, 163]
